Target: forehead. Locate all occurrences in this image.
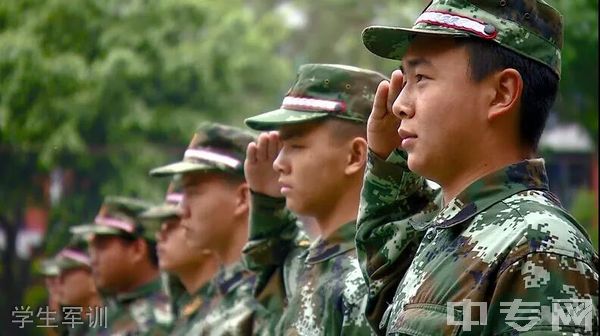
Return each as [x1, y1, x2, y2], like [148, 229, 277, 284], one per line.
[90, 234, 126, 246]
[402, 36, 466, 67]
[279, 120, 328, 141]
[181, 171, 226, 187]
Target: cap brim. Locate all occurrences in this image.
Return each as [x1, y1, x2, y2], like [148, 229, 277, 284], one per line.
[70, 224, 123, 237]
[362, 26, 467, 60]
[140, 204, 182, 220]
[245, 108, 330, 131]
[56, 259, 88, 271]
[39, 261, 60, 277]
[149, 161, 215, 177]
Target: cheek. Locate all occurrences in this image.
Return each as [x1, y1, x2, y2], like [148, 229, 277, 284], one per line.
[294, 151, 326, 185]
[104, 247, 128, 274]
[167, 233, 187, 258]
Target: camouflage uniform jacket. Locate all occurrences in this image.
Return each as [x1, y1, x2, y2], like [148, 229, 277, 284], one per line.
[170, 281, 216, 336]
[357, 149, 599, 335]
[186, 261, 273, 335]
[96, 277, 173, 335]
[243, 191, 376, 335]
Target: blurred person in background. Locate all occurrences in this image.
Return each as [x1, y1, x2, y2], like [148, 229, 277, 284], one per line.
[55, 236, 102, 335]
[140, 177, 219, 335]
[39, 257, 62, 336]
[150, 122, 274, 335]
[71, 196, 173, 335]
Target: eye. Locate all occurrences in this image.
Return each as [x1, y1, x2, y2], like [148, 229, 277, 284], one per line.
[415, 74, 424, 82]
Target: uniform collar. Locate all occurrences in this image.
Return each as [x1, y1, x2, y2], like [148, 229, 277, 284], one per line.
[116, 276, 163, 304]
[214, 261, 255, 295]
[425, 159, 552, 230]
[304, 220, 356, 264]
[178, 281, 215, 318]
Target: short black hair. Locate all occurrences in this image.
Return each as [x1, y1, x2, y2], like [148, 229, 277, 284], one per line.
[324, 118, 367, 145]
[454, 37, 559, 150]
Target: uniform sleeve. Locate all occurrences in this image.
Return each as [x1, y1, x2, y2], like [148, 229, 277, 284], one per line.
[355, 149, 439, 334]
[340, 270, 379, 336]
[242, 191, 309, 300]
[485, 250, 599, 334]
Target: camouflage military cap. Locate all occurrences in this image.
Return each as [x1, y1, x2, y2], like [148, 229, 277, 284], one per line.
[245, 63, 388, 131]
[55, 237, 92, 272]
[71, 196, 156, 242]
[150, 122, 256, 177]
[140, 179, 183, 221]
[362, 0, 563, 76]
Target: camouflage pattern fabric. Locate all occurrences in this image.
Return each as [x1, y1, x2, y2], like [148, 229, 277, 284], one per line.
[185, 261, 273, 335]
[362, 0, 563, 76]
[70, 195, 157, 242]
[356, 149, 599, 335]
[150, 122, 256, 177]
[91, 277, 173, 335]
[245, 63, 388, 131]
[243, 191, 376, 335]
[169, 280, 216, 336]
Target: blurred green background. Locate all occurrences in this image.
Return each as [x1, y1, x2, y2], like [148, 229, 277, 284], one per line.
[0, 0, 597, 334]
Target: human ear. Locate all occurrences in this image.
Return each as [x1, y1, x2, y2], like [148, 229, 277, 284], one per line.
[344, 137, 368, 176]
[487, 68, 523, 121]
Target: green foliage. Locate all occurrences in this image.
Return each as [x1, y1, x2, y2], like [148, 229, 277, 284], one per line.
[0, 0, 294, 238]
[569, 188, 599, 250]
[548, 0, 598, 142]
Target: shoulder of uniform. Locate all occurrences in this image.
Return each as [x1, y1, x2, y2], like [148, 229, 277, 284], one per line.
[498, 190, 596, 261]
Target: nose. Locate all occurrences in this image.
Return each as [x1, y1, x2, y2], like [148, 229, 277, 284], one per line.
[273, 148, 290, 175]
[180, 196, 192, 219]
[392, 84, 415, 120]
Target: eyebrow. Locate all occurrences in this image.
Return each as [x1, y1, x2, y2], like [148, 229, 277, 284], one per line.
[399, 57, 433, 73]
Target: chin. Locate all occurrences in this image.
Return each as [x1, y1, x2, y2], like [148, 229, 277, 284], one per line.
[407, 154, 427, 175]
[285, 199, 307, 217]
[158, 261, 170, 271]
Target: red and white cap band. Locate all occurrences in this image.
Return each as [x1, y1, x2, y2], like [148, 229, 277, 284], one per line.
[281, 96, 346, 113]
[165, 192, 183, 205]
[416, 10, 496, 39]
[59, 249, 91, 266]
[184, 149, 240, 169]
[94, 216, 135, 233]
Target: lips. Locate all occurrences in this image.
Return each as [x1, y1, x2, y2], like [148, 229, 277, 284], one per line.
[398, 128, 417, 140]
[278, 180, 292, 194]
[398, 128, 417, 149]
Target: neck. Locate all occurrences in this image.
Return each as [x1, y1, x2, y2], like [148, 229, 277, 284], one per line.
[120, 264, 159, 294]
[440, 146, 530, 206]
[314, 179, 361, 238]
[215, 217, 248, 266]
[177, 254, 219, 294]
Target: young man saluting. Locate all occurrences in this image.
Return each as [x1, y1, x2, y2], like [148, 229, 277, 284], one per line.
[243, 63, 434, 335]
[357, 0, 599, 334]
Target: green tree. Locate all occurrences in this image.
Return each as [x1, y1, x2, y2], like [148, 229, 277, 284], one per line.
[0, 0, 292, 332]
